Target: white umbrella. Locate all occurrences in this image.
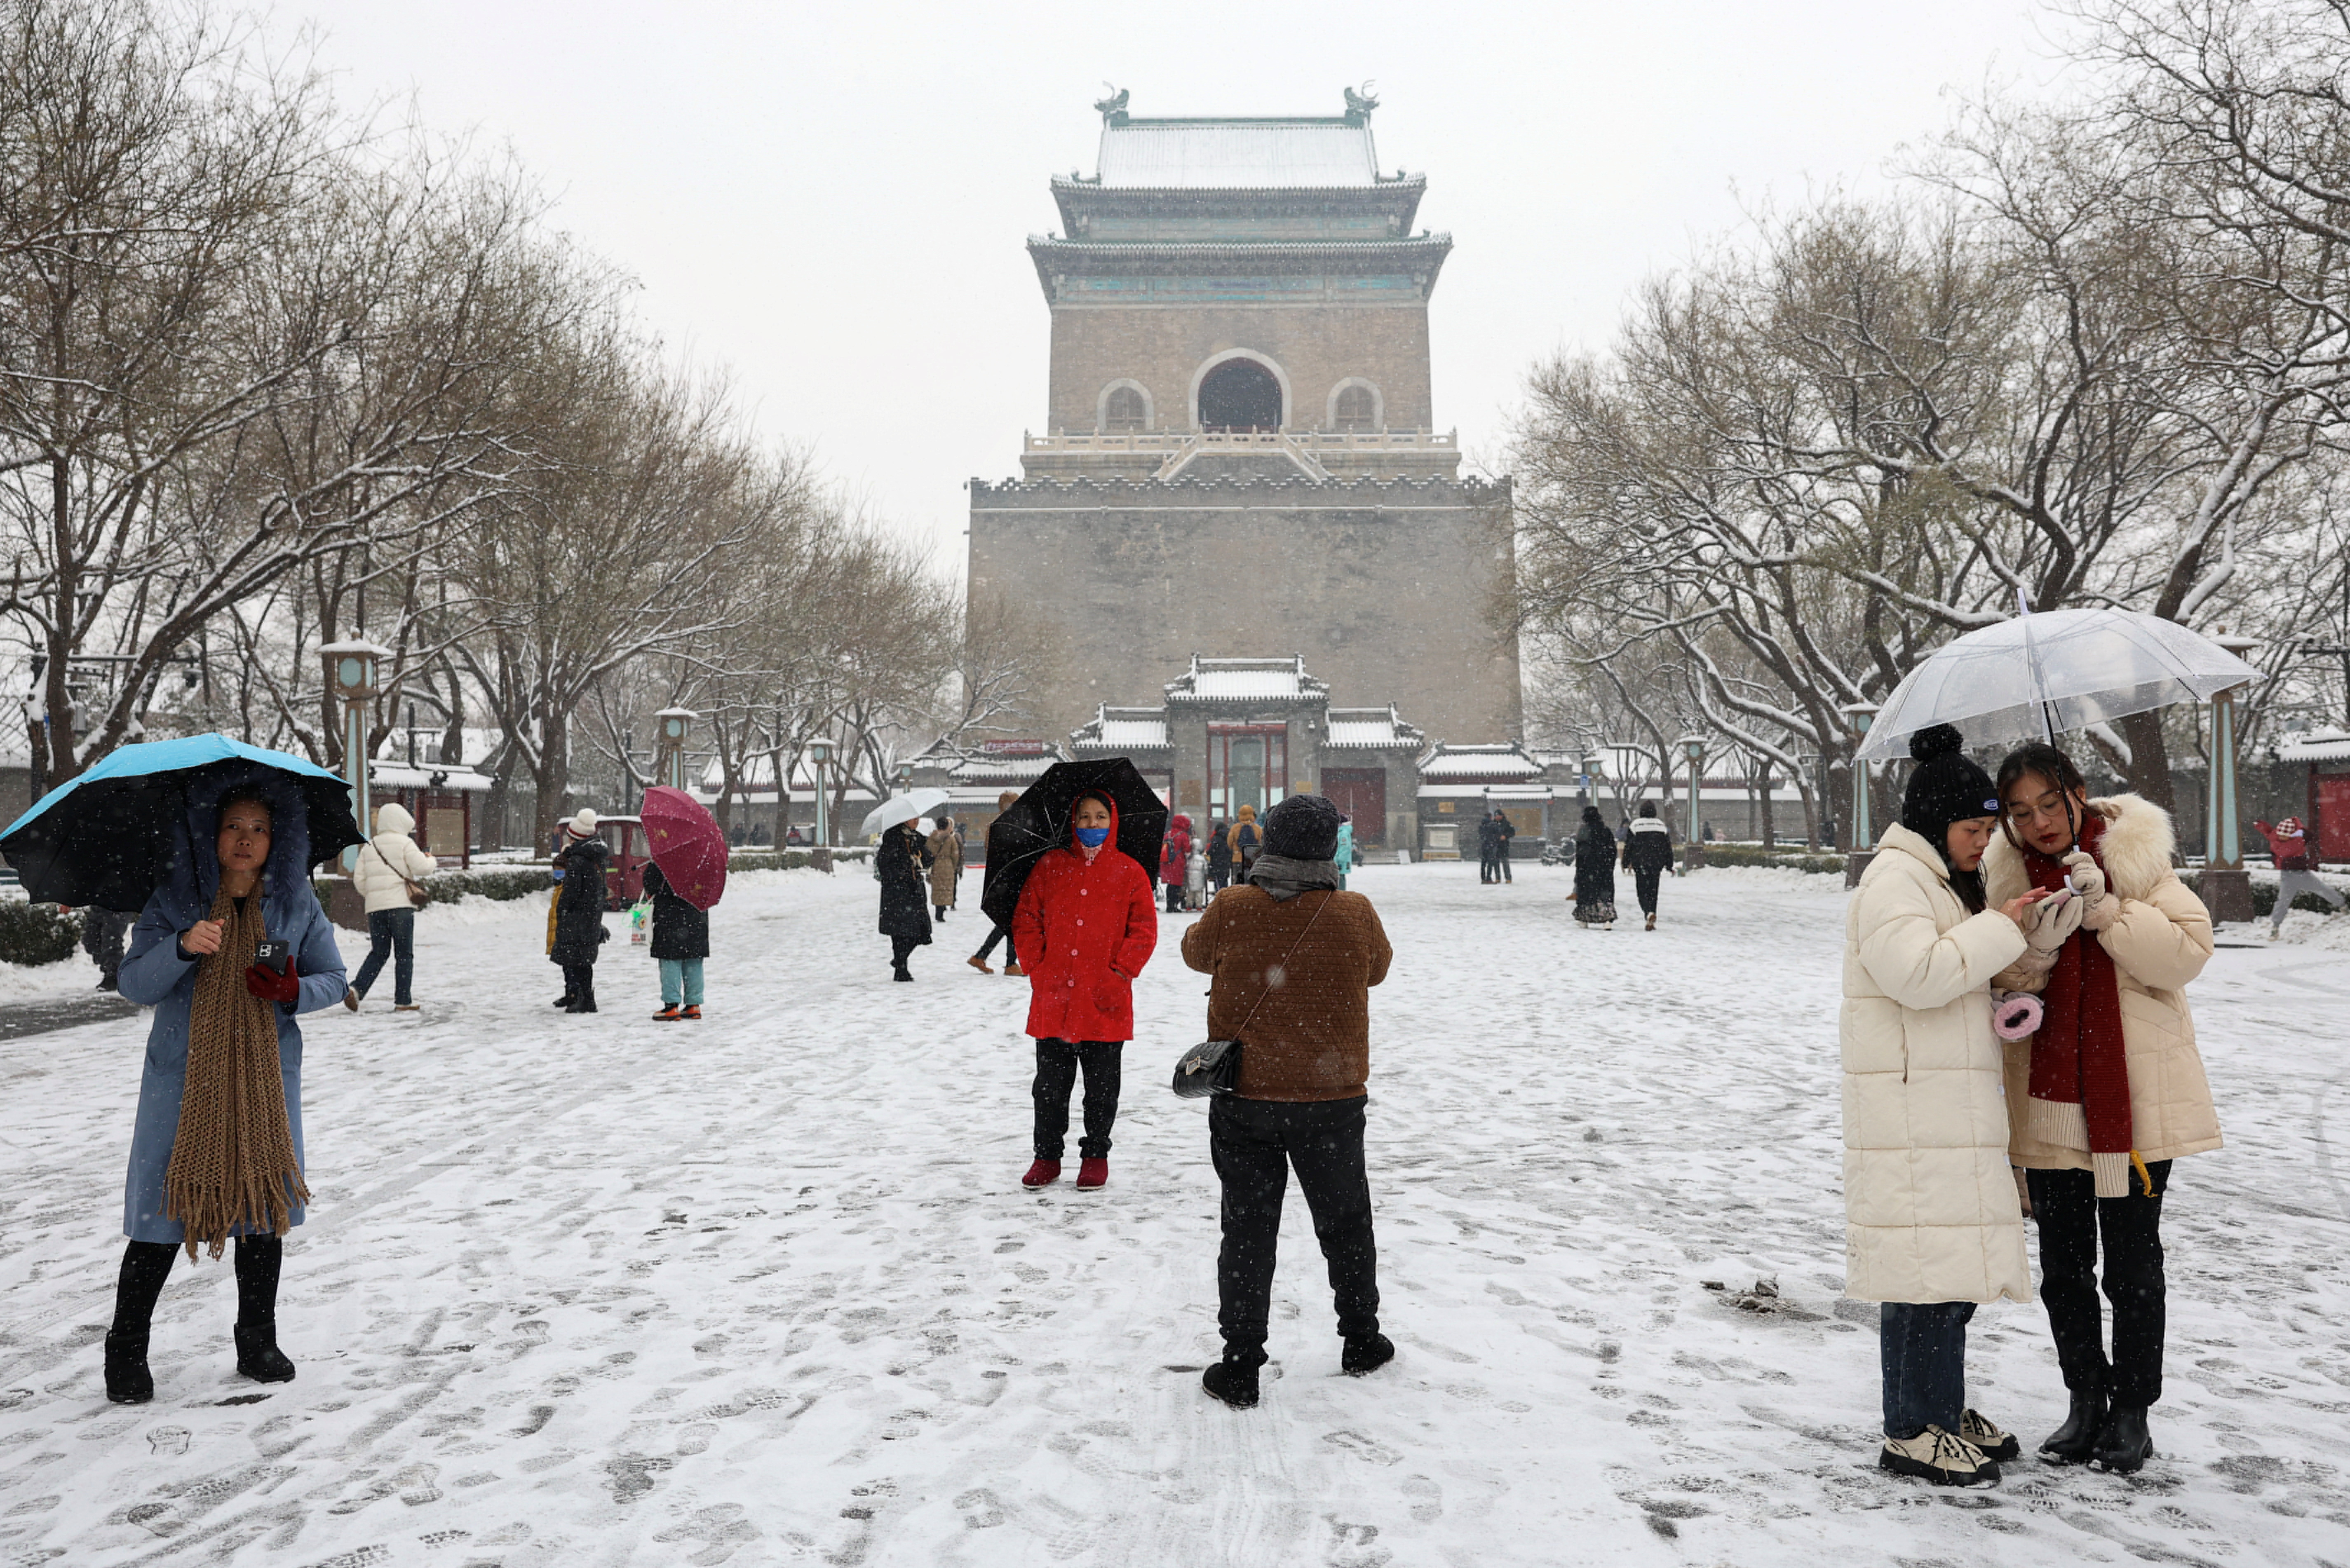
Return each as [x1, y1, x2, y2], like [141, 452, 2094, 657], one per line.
[860, 787, 951, 838]
[1858, 607, 2263, 762]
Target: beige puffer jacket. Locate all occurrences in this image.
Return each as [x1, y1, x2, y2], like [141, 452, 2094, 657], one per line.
[1843, 823, 2034, 1305]
[1983, 794, 2220, 1170]
[351, 802, 439, 914]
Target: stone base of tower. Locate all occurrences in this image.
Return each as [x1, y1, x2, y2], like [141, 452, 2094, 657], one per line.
[969, 471, 1520, 745]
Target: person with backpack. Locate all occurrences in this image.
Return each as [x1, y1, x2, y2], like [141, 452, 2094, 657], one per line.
[643, 860, 710, 1021]
[1205, 818, 1233, 893]
[344, 802, 437, 1012]
[1160, 813, 1195, 914]
[1229, 804, 1262, 881]
[1620, 802, 1676, 930]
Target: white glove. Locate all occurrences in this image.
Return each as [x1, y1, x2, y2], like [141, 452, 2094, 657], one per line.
[2064, 851, 2116, 931]
[2025, 889, 2085, 953]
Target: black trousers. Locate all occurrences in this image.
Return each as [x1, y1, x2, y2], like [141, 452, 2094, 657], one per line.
[890, 935, 920, 971]
[1634, 866, 1663, 914]
[1033, 1038, 1122, 1160]
[2028, 1160, 2172, 1408]
[974, 924, 1011, 963]
[561, 961, 596, 1008]
[1210, 1095, 1379, 1364]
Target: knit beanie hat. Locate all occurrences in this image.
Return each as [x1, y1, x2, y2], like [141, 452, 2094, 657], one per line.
[565, 807, 599, 841]
[1260, 793, 1341, 860]
[1899, 725, 2000, 844]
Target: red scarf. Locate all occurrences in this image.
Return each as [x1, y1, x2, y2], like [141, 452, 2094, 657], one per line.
[2023, 812, 2132, 1154]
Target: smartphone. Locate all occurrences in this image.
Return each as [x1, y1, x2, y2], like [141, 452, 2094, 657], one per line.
[253, 939, 291, 976]
[2040, 886, 2075, 909]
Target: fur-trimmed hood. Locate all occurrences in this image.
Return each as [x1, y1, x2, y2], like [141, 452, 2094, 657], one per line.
[1984, 793, 2177, 907]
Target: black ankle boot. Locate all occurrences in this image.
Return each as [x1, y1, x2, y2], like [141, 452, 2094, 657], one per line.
[234, 1322, 296, 1383]
[1341, 1333, 1396, 1376]
[104, 1329, 155, 1404]
[2088, 1405, 2154, 1473]
[1202, 1359, 1259, 1408]
[2039, 1387, 2107, 1464]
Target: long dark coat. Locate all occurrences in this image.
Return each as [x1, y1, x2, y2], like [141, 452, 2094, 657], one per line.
[642, 861, 709, 960]
[876, 823, 932, 945]
[1573, 820, 1618, 914]
[551, 836, 612, 964]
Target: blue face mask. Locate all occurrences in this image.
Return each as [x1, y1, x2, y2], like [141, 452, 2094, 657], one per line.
[1075, 825, 1110, 847]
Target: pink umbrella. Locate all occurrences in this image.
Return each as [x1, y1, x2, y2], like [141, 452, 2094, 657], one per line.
[639, 786, 728, 910]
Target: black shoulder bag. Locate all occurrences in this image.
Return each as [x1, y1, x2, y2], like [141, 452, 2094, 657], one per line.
[1170, 889, 1333, 1099]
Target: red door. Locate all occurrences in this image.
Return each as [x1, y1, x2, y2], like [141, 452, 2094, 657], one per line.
[2318, 775, 2350, 862]
[1323, 767, 1387, 846]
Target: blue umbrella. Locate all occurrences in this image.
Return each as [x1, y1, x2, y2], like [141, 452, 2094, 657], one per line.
[0, 735, 363, 910]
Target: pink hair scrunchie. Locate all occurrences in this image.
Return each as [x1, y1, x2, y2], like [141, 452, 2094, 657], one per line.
[1992, 991, 2044, 1041]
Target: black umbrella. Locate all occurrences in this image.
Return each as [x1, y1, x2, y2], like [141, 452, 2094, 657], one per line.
[0, 735, 363, 910]
[981, 758, 1168, 928]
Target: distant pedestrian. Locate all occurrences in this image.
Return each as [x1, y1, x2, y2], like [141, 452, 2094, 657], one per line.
[1621, 801, 1675, 930]
[1229, 804, 1262, 881]
[1206, 819, 1233, 892]
[1182, 792, 1394, 1409]
[643, 860, 709, 1021]
[969, 791, 1024, 975]
[549, 810, 611, 1012]
[926, 814, 963, 921]
[1012, 791, 1157, 1191]
[1843, 724, 2044, 1488]
[878, 820, 931, 981]
[1570, 806, 1618, 928]
[2252, 816, 2344, 935]
[1491, 811, 1515, 881]
[1333, 816, 1355, 891]
[345, 802, 435, 1012]
[1186, 842, 1208, 909]
[1160, 813, 1195, 914]
[80, 905, 131, 991]
[1477, 811, 1502, 883]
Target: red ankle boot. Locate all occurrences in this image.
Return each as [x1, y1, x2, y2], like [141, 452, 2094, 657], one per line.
[1076, 1158, 1108, 1190]
[1021, 1159, 1061, 1188]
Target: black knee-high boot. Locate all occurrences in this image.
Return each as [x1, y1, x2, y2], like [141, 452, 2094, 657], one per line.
[106, 1240, 178, 1403]
[232, 1233, 295, 1383]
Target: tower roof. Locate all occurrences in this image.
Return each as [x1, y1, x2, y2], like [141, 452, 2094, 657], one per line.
[1096, 117, 1380, 190]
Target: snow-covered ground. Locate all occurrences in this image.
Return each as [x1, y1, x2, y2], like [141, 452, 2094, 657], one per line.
[1, 862, 2345, 1566]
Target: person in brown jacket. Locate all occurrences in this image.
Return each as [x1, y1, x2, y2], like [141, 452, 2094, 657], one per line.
[1180, 792, 1394, 1409]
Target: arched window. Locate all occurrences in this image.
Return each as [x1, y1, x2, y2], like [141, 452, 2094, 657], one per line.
[1197, 359, 1284, 431]
[1333, 384, 1379, 431]
[1103, 385, 1148, 432]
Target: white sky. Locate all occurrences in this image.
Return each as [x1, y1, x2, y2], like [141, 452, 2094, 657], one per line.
[283, 0, 2072, 574]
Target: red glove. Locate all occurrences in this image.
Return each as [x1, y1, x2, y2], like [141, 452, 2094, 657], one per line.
[244, 958, 300, 1005]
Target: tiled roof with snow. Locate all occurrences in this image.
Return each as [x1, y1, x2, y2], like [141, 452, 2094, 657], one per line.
[1073, 717, 1171, 751]
[1096, 118, 1378, 189]
[1324, 706, 1423, 750]
[1418, 744, 1542, 780]
[1164, 656, 1328, 704]
[2277, 726, 2350, 762]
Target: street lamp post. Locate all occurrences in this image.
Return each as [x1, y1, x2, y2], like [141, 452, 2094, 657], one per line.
[805, 737, 834, 874]
[1841, 702, 1880, 888]
[2202, 635, 2260, 924]
[1677, 734, 1706, 874]
[320, 637, 389, 931]
[654, 708, 697, 793]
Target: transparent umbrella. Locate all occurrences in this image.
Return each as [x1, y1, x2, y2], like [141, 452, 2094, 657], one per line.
[1858, 607, 2264, 762]
[859, 787, 952, 839]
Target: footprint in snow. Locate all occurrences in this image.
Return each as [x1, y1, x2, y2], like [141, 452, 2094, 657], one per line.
[1322, 1430, 1403, 1466]
[147, 1425, 191, 1456]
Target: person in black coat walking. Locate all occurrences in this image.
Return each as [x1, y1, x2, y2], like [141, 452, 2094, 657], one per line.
[1620, 801, 1676, 930]
[877, 820, 932, 981]
[1570, 805, 1619, 928]
[549, 814, 612, 1012]
[1205, 820, 1233, 892]
[643, 861, 711, 1020]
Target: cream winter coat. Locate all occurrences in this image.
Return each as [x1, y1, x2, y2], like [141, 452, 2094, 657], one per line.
[1842, 823, 2035, 1305]
[1983, 794, 2221, 1170]
[351, 803, 439, 914]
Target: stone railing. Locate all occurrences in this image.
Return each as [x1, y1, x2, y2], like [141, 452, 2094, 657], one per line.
[1022, 428, 1457, 455]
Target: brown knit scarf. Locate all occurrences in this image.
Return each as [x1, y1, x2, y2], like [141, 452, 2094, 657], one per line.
[164, 885, 308, 1259]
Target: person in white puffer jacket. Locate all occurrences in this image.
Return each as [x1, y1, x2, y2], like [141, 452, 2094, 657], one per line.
[344, 802, 437, 1011]
[1842, 724, 2057, 1489]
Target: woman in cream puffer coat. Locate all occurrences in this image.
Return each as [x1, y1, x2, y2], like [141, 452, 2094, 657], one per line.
[345, 802, 437, 1010]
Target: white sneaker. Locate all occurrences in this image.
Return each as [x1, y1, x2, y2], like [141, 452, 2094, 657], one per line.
[1879, 1426, 2000, 1487]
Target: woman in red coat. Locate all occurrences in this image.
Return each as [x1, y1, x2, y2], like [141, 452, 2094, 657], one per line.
[1012, 792, 1159, 1191]
[1159, 813, 1194, 914]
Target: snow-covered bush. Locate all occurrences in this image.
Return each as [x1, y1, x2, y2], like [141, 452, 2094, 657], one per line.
[0, 901, 81, 967]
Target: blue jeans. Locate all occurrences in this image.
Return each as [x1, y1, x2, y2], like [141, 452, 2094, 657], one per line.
[1881, 1301, 1975, 1439]
[351, 908, 414, 1004]
[659, 957, 705, 1007]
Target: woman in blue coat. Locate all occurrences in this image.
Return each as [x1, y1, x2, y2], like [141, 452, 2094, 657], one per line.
[106, 776, 348, 1404]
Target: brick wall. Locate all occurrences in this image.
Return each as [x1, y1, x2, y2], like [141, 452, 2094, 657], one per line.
[1046, 303, 1434, 433]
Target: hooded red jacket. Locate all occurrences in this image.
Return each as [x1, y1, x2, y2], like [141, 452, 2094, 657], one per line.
[1012, 798, 1158, 1041]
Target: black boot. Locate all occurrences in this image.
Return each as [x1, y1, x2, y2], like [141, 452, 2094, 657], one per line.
[2088, 1405, 2154, 1474]
[105, 1240, 176, 1404]
[552, 993, 574, 1008]
[1341, 1333, 1395, 1376]
[1202, 1359, 1260, 1408]
[233, 1234, 296, 1384]
[892, 965, 913, 982]
[2039, 1387, 2108, 1465]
